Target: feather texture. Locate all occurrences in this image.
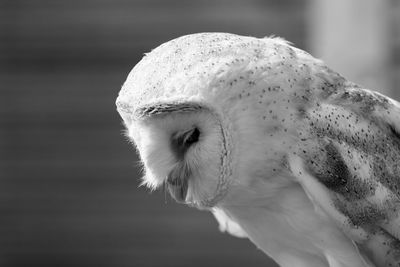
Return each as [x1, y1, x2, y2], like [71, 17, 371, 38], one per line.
[116, 32, 400, 267]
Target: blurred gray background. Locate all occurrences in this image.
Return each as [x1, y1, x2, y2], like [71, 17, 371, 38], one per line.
[1, 1, 399, 267]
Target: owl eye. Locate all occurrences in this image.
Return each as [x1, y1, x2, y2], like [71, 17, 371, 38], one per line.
[171, 127, 200, 159]
[182, 127, 200, 146]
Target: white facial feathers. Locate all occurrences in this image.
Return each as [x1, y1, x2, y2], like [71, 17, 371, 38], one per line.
[124, 105, 232, 206]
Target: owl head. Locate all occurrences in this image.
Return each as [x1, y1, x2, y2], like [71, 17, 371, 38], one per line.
[116, 33, 317, 208]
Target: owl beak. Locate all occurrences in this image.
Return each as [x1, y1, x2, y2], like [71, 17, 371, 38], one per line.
[166, 163, 191, 203]
[166, 172, 188, 203]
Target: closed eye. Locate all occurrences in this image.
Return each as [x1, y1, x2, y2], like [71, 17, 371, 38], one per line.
[171, 127, 200, 159]
[182, 127, 200, 146]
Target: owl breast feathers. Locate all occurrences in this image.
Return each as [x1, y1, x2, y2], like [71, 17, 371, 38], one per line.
[116, 33, 400, 267]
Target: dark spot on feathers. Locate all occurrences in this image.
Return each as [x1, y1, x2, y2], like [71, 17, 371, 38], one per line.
[373, 157, 400, 196]
[339, 88, 389, 112]
[305, 139, 373, 201]
[309, 141, 350, 191]
[334, 200, 387, 227]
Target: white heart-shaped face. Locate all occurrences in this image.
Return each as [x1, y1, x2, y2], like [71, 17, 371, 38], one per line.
[124, 104, 233, 207]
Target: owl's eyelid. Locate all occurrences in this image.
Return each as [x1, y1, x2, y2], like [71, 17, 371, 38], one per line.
[182, 127, 200, 145]
[169, 127, 200, 160]
[174, 127, 199, 147]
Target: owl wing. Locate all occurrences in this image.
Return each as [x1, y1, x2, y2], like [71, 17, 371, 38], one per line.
[289, 84, 400, 266]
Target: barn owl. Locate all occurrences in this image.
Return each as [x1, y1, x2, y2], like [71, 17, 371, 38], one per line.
[116, 33, 400, 267]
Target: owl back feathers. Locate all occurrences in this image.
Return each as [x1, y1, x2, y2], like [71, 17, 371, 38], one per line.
[291, 81, 400, 266]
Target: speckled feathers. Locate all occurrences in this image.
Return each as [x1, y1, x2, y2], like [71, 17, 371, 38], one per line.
[117, 33, 400, 267]
[116, 33, 343, 120]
